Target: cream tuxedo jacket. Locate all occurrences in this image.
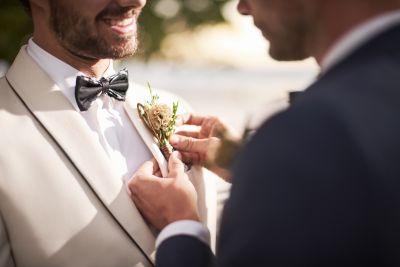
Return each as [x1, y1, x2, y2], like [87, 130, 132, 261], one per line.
[0, 47, 218, 267]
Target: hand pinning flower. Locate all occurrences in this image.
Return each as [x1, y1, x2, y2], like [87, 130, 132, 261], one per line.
[137, 83, 179, 160]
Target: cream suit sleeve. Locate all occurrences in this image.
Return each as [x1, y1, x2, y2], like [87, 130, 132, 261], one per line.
[0, 213, 15, 267]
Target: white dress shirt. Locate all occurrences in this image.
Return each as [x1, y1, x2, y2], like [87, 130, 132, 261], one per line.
[155, 10, 400, 249]
[27, 39, 152, 183]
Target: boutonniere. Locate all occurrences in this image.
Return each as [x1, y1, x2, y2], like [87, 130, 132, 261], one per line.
[137, 83, 179, 160]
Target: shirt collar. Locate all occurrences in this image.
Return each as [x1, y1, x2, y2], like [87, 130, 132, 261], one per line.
[26, 38, 115, 111]
[321, 10, 400, 73]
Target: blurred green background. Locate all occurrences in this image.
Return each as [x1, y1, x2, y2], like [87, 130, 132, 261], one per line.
[0, 0, 32, 63]
[0, 0, 230, 63]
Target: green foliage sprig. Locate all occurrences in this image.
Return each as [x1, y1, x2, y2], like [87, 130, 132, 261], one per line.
[137, 83, 179, 158]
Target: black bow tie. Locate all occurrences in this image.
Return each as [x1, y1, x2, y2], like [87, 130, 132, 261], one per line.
[75, 69, 129, 111]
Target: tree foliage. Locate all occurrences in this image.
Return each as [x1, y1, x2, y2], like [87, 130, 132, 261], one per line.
[0, 0, 33, 63]
[0, 0, 230, 63]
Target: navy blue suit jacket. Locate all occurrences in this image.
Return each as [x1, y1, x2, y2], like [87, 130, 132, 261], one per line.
[157, 24, 400, 267]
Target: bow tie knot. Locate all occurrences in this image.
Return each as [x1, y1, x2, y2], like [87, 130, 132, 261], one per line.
[75, 69, 129, 111]
[100, 77, 110, 95]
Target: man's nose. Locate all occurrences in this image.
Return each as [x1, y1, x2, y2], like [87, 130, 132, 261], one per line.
[114, 0, 146, 9]
[237, 0, 250, 15]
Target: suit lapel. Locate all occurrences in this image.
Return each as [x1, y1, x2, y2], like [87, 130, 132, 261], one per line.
[6, 47, 156, 263]
[123, 88, 169, 177]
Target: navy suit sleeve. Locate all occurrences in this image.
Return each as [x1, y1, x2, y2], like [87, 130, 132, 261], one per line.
[156, 98, 394, 266]
[156, 100, 377, 267]
[156, 235, 214, 267]
[216, 99, 381, 266]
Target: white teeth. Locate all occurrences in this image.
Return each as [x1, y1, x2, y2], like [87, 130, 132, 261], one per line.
[107, 17, 134, 27]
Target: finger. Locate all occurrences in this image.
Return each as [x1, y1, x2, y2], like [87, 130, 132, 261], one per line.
[130, 192, 142, 206]
[180, 151, 201, 165]
[200, 116, 222, 137]
[169, 135, 210, 154]
[176, 113, 207, 127]
[128, 159, 159, 193]
[128, 171, 165, 198]
[134, 160, 155, 177]
[174, 131, 199, 139]
[151, 158, 161, 175]
[154, 169, 162, 177]
[175, 114, 190, 127]
[168, 151, 185, 178]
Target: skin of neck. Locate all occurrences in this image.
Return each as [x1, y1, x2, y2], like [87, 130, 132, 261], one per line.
[30, 3, 110, 78]
[307, 0, 400, 65]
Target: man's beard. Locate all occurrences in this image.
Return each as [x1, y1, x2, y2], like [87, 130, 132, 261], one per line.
[268, 25, 311, 61]
[262, 10, 313, 62]
[49, 0, 139, 60]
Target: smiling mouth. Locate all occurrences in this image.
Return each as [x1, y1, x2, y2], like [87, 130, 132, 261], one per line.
[102, 16, 137, 35]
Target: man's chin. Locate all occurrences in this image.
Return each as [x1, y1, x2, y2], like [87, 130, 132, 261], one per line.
[106, 35, 138, 57]
[108, 43, 138, 59]
[269, 46, 309, 62]
[88, 39, 138, 59]
[109, 51, 136, 59]
[69, 47, 137, 61]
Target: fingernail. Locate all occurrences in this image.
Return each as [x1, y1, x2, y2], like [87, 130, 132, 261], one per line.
[169, 135, 179, 145]
[172, 150, 182, 160]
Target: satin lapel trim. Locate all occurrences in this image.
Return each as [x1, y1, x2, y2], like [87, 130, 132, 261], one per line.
[6, 47, 155, 263]
[123, 89, 169, 177]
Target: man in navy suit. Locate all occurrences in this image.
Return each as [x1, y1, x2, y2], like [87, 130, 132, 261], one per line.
[128, 0, 400, 266]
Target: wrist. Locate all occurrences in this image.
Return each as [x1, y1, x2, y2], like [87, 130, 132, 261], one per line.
[168, 210, 200, 225]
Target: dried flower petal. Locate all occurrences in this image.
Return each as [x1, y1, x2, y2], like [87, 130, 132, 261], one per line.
[147, 104, 173, 132]
[137, 83, 179, 160]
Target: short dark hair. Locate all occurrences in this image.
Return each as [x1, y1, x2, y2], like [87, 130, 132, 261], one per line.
[19, 0, 31, 12]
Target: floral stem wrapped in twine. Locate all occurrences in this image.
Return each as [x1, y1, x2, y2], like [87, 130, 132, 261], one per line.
[137, 83, 179, 160]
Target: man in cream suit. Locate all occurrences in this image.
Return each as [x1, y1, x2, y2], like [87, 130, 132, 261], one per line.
[0, 0, 218, 266]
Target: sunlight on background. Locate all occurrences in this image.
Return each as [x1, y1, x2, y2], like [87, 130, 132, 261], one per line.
[0, 0, 321, 201]
[160, 0, 316, 69]
[0, 0, 320, 133]
[124, 0, 319, 133]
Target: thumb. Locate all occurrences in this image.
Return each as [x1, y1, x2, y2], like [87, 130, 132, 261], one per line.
[168, 151, 185, 178]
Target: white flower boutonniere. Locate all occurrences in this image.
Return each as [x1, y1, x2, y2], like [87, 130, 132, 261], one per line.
[137, 83, 179, 160]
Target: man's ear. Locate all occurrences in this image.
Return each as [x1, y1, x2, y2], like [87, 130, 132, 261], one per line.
[29, 0, 51, 19]
[29, 0, 49, 10]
